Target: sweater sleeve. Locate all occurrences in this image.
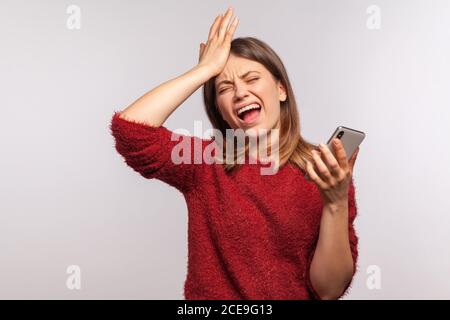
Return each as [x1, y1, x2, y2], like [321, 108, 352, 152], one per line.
[109, 110, 207, 193]
[305, 178, 359, 300]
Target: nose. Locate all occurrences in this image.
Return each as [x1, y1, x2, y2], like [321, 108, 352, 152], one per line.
[233, 82, 250, 101]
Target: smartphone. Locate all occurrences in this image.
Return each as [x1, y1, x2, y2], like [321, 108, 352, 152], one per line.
[305, 126, 366, 180]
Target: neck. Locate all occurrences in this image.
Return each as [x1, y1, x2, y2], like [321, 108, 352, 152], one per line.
[247, 128, 280, 163]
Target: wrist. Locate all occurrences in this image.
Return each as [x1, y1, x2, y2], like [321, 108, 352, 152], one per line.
[193, 63, 219, 80]
[323, 199, 348, 212]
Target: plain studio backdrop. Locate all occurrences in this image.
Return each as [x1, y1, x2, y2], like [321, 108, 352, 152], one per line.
[1, 0, 449, 299]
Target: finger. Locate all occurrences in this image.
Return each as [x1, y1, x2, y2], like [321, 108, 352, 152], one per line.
[318, 143, 342, 177]
[332, 138, 349, 171]
[348, 147, 359, 171]
[225, 16, 239, 42]
[311, 150, 333, 182]
[305, 160, 328, 190]
[208, 14, 223, 40]
[218, 7, 234, 40]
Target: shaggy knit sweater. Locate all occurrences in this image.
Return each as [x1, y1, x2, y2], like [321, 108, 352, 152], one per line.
[110, 111, 359, 300]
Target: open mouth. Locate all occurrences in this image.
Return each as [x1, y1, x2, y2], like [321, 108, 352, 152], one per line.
[237, 103, 262, 125]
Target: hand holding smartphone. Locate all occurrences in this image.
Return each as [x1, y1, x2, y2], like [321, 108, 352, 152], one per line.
[304, 126, 366, 181]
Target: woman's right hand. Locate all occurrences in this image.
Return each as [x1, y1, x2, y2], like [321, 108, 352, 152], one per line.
[197, 7, 239, 77]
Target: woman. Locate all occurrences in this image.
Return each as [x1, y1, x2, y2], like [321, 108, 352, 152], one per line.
[110, 7, 360, 300]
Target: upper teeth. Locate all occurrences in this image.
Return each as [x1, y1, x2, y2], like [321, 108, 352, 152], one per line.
[237, 103, 260, 115]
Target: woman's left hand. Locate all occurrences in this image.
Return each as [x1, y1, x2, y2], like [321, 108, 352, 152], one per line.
[306, 139, 359, 206]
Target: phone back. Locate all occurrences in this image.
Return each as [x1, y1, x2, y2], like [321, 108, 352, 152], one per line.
[326, 126, 366, 160]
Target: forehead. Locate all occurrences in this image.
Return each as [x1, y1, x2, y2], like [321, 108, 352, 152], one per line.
[215, 56, 265, 83]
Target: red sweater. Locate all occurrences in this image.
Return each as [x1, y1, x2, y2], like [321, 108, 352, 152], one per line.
[110, 111, 359, 300]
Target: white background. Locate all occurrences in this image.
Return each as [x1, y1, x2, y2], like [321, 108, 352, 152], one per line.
[1, 0, 449, 299]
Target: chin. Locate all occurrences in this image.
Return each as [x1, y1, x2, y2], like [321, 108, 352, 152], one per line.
[243, 124, 271, 137]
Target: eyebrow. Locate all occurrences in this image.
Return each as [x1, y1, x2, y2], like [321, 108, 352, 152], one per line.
[216, 71, 261, 88]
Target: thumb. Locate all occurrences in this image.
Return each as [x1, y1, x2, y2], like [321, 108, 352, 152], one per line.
[198, 43, 205, 62]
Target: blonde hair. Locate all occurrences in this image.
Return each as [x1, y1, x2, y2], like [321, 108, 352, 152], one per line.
[202, 37, 318, 173]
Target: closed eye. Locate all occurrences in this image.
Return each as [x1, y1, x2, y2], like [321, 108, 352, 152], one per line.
[218, 78, 259, 94]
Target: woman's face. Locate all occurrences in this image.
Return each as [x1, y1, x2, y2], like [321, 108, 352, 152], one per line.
[214, 55, 287, 134]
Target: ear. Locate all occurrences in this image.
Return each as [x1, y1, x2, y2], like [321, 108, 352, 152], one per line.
[277, 80, 287, 102]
